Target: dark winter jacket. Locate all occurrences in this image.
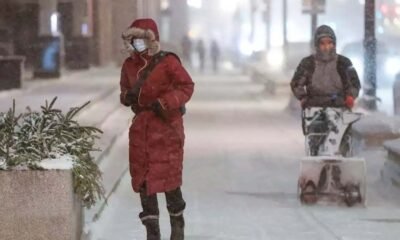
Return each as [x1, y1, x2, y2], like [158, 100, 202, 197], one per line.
[290, 25, 361, 108]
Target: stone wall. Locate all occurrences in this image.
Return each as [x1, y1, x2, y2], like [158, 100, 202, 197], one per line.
[0, 170, 83, 240]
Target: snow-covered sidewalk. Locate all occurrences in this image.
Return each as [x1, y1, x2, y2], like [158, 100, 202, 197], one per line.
[88, 73, 400, 240]
[0, 66, 120, 114]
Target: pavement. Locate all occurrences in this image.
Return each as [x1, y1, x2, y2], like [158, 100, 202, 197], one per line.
[2, 67, 400, 240]
[87, 72, 400, 240]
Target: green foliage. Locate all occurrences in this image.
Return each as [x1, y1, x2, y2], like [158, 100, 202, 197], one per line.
[0, 97, 104, 209]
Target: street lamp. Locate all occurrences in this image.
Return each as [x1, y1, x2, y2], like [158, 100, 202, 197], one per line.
[363, 0, 377, 110]
[263, 0, 271, 50]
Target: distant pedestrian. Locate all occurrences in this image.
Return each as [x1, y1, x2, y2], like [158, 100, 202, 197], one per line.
[210, 40, 221, 73]
[196, 39, 206, 72]
[181, 35, 192, 67]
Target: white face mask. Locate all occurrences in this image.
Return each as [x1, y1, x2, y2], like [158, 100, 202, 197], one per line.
[132, 39, 148, 53]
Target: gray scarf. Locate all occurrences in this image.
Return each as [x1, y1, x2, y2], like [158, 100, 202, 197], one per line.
[315, 47, 337, 62]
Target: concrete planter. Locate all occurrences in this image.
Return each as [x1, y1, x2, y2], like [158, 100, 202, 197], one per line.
[0, 170, 83, 240]
[352, 114, 400, 154]
[382, 139, 400, 189]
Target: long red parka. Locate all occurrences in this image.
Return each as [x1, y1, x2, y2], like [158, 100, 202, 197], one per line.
[120, 19, 194, 195]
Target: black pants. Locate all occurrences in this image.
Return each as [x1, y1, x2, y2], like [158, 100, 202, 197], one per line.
[139, 183, 186, 222]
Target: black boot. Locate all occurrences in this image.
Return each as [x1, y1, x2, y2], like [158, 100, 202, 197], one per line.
[170, 214, 185, 240]
[139, 183, 160, 240]
[143, 218, 161, 240]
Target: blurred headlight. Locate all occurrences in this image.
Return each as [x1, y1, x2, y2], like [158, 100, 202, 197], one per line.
[385, 57, 400, 76]
[267, 49, 285, 70]
[239, 41, 253, 56]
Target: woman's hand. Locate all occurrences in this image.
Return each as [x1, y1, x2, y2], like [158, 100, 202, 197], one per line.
[152, 100, 168, 121]
[122, 89, 138, 106]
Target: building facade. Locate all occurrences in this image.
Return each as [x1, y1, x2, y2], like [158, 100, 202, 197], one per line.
[0, 0, 191, 68]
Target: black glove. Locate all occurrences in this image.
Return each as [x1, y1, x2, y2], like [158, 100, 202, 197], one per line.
[179, 105, 186, 115]
[300, 98, 308, 109]
[152, 101, 167, 121]
[123, 89, 138, 106]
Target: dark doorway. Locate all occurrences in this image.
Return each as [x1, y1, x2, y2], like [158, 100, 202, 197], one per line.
[57, 2, 74, 40]
[12, 3, 40, 68]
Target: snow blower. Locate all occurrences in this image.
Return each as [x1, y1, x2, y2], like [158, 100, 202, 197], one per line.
[298, 107, 366, 207]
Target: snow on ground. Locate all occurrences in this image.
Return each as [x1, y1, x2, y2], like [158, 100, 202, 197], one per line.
[38, 154, 75, 170]
[2, 66, 398, 239]
[89, 73, 400, 240]
[377, 87, 394, 116]
[0, 66, 119, 114]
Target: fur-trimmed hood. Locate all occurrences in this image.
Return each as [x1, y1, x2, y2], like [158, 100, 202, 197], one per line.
[122, 18, 161, 56]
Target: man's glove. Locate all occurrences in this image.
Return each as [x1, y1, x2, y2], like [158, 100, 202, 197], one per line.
[345, 96, 355, 109]
[300, 98, 308, 109]
[152, 100, 168, 121]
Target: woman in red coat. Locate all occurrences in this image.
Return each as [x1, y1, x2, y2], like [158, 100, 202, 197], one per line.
[120, 18, 194, 240]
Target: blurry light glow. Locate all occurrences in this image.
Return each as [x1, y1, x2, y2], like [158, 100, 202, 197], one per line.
[378, 26, 385, 34]
[50, 12, 59, 35]
[220, 0, 239, 12]
[350, 56, 364, 79]
[270, 30, 283, 47]
[396, 7, 400, 15]
[161, 0, 170, 10]
[395, 18, 400, 27]
[81, 23, 89, 35]
[238, 22, 253, 56]
[381, 4, 389, 15]
[396, 0, 400, 4]
[385, 57, 400, 76]
[267, 49, 284, 70]
[359, 0, 365, 5]
[221, 61, 235, 71]
[188, 24, 201, 39]
[188, 29, 198, 39]
[239, 40, 253, 56]
[187, 0, 202, 9]
[384, 18, 391, 26]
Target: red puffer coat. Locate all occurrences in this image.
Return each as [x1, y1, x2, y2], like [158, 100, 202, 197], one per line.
[120, 19, 194, 195]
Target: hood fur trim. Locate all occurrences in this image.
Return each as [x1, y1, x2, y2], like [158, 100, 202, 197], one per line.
[121, 27, 161, 56]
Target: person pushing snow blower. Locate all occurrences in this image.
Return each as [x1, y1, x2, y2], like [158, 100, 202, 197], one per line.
[291, 25, 361, 112]
[291, 25, 366, 207]
[291, 25, 361, 157]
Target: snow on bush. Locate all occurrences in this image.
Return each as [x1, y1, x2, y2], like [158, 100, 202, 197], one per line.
[0, 97, 104, 209]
